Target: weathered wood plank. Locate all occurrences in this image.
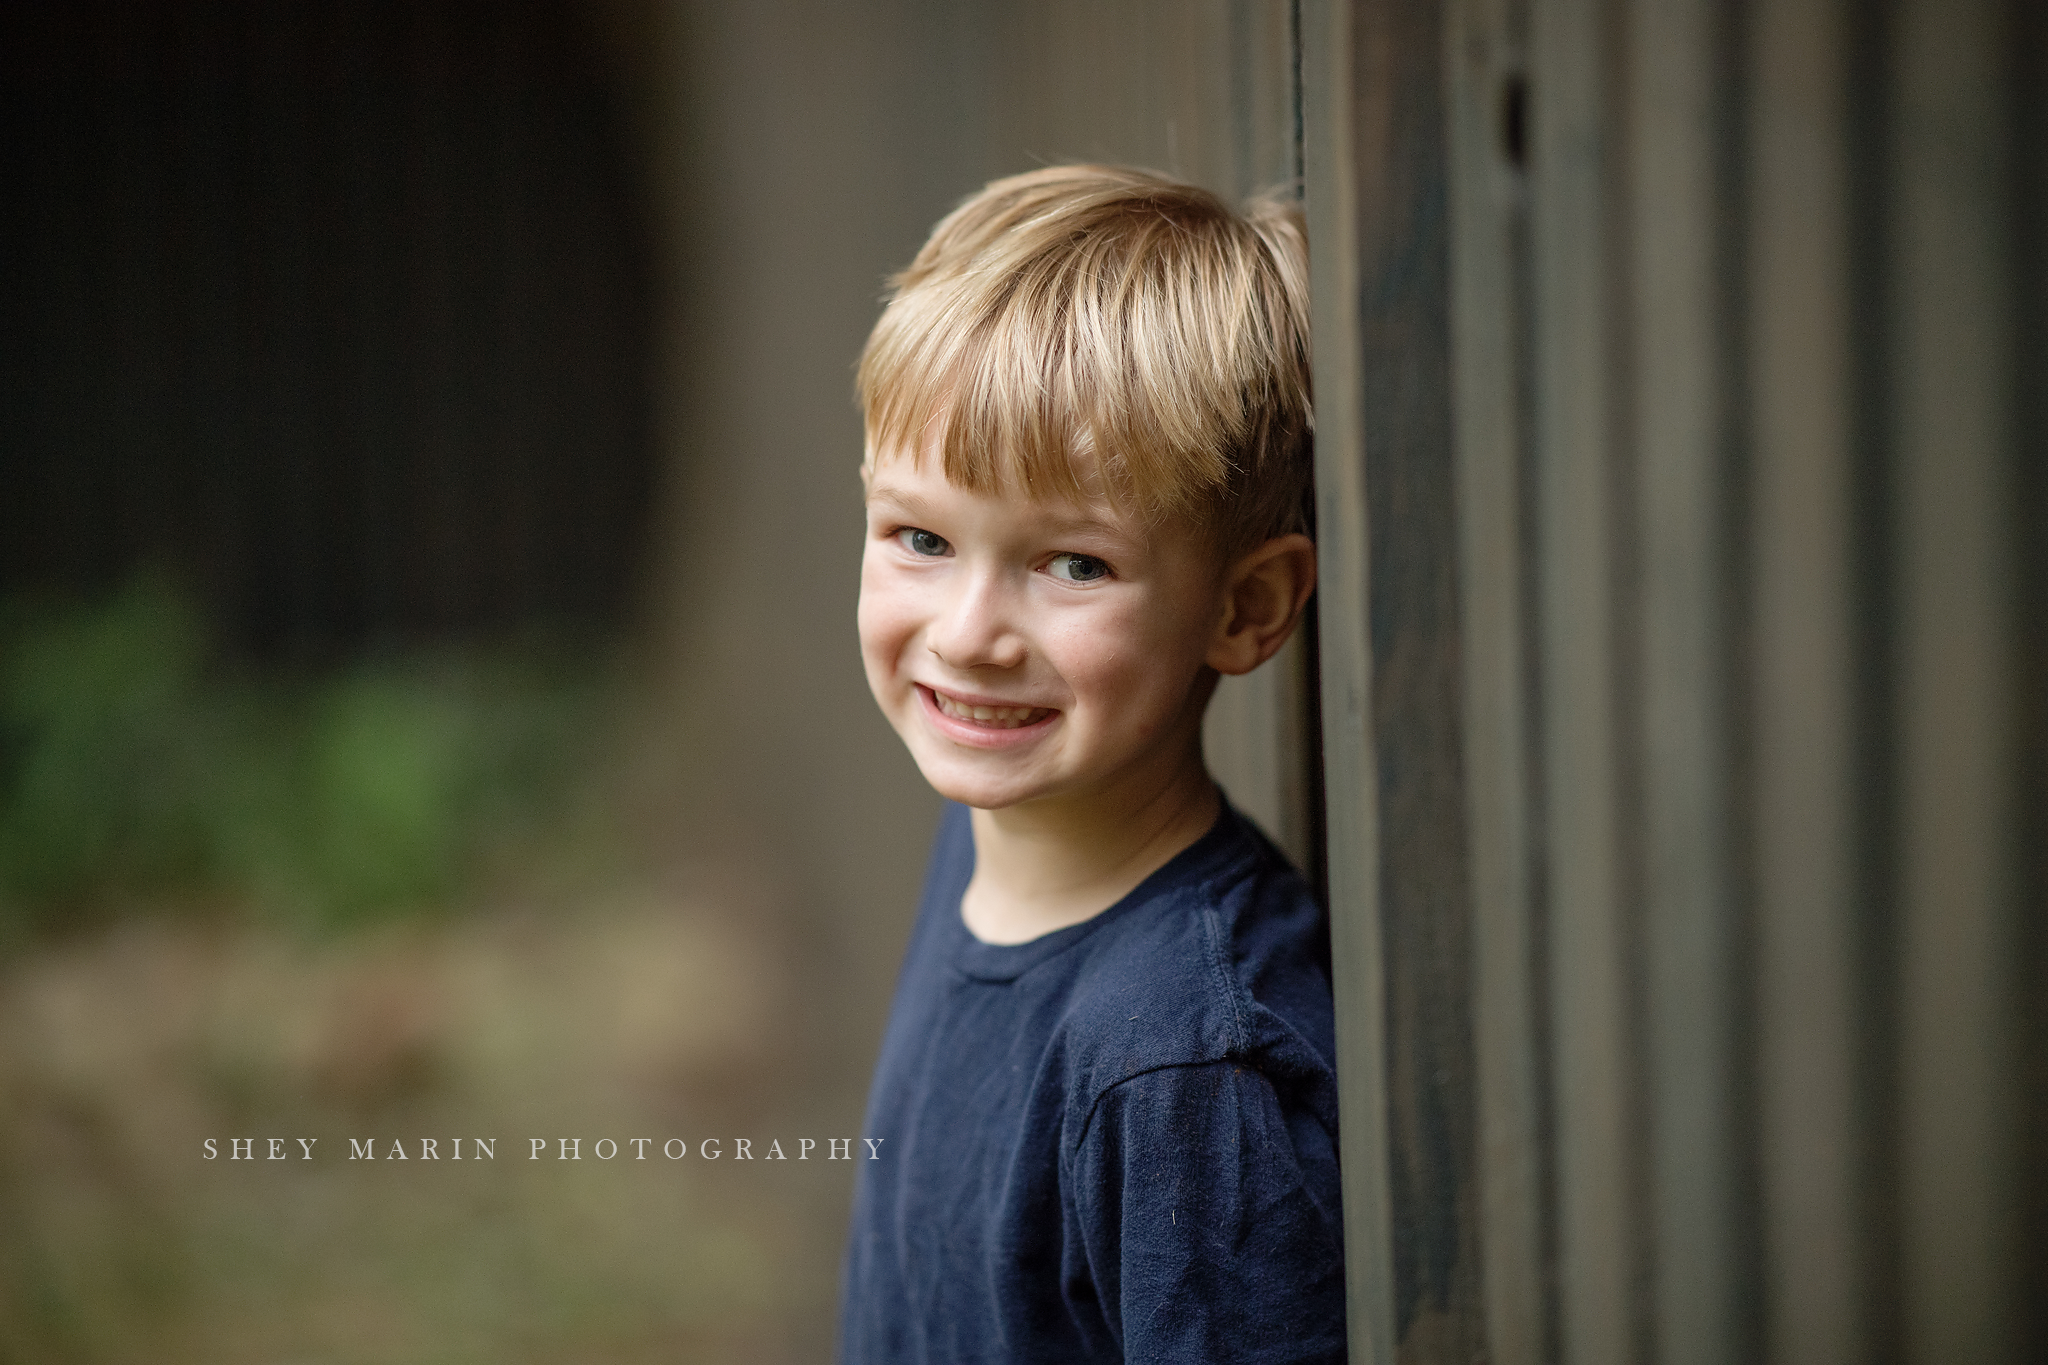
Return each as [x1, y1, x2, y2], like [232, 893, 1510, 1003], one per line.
[1444, 0, 1552, 1358]
[1350, 0, 1486, 1348]
[1889, 1, 2021, 1358]
[1304, 1, 1399, 1358]
[1625, 0, 1754, 1361]
[1748, 1, 1866, 1360]
[1527, 0, 1642, 1360]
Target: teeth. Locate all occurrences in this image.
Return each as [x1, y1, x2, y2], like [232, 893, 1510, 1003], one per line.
[933, 691, 1047, 729]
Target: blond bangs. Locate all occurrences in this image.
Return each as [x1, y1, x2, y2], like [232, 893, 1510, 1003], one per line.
[857, 166, 1312, 552]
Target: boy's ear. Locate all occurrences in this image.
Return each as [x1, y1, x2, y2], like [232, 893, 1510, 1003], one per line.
[1206, 533, 1317, 677]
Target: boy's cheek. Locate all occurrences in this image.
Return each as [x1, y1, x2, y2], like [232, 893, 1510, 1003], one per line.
[854, 614, 902, 698]
[856, 637, 914, 736]
[855, 591, 917, 704]
[855, 579, 902, 645]
[854, 556, 898, 644]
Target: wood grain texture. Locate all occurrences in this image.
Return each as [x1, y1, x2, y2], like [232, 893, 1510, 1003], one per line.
[1526, 1, 1643, 1360]
[1889, 1, 2020, 1358]
[1444, 0, 1553, 1359]
[1748, 1, 1867, 1360]
[1304, 1, 1399, 1359]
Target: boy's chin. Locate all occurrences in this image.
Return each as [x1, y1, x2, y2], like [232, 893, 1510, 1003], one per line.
[916, 770, 1030, 812]
[910, 756, 1053, 813]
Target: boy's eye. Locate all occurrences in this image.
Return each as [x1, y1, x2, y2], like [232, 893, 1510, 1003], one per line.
[1046, 552, 1111, 583]
[897, 527, 950, 557]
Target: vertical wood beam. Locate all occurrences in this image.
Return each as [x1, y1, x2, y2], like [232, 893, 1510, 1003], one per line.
[1748, 1, 1866, 1361]
[1889, 0, 2019, 1359]
[1443, 0, 1551, 1360]
[2011, 9, 2048, 1361]
[1327, 0, 1490, 1353]
[1527, 0, 1641, 1359]
[1304, 1, 1397, 1357]
[1625, 0, 1754, 1361]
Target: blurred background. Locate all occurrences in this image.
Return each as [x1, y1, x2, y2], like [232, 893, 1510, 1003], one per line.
[0, 2, 1308, 1360]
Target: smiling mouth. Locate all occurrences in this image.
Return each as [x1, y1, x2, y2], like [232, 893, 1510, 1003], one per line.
[926, 688, 1054, 730]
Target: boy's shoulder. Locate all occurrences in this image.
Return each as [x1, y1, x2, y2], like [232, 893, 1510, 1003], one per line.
[915, 799, 1338, 1141]
[1051, 804, 1336, 1119]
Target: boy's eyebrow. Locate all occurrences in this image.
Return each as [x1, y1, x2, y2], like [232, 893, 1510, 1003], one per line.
[1030, 510, 1133, 540]
[862, 481, 948, 520]
[865, 482, 1133, 540]
[861, 479, 919, 507]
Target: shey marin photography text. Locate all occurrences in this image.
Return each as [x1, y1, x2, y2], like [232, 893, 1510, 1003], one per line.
[202, 1136, 888, 1162]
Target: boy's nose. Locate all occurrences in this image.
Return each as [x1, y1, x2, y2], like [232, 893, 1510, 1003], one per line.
[928, 570, 1028, 671]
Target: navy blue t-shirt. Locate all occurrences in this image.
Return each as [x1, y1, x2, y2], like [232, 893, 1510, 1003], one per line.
[839, 799, 1346, 1364]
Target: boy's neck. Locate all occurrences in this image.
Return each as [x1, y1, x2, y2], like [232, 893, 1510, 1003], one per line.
[960, 742, 1221, 945]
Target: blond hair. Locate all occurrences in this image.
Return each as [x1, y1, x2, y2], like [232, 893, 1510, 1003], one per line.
[856, 164, 1312, 557]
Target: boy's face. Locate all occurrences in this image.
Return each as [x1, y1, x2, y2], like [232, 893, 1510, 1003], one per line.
[858, 448, 1225, 815]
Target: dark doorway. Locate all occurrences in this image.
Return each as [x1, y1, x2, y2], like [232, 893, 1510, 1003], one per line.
[0, 0, 656, 658]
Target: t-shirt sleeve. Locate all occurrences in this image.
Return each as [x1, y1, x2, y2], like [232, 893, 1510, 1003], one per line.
[1068, 1059, 1347, 1364]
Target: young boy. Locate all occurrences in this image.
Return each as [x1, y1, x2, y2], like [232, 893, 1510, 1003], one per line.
[842, 165, 1344, 1364]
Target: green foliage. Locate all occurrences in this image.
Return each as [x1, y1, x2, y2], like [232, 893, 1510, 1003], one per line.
[0, 577, 608, 937]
